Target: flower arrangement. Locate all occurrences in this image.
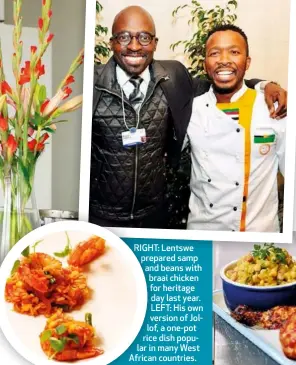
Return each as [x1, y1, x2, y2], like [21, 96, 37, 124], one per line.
[0, 0, 84, 260]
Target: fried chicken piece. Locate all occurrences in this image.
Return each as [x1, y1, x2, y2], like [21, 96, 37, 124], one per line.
[231, 305, 263, 327]
[280, 313, 296, 359]
[231, 305, 296, 329]
[261, 306, 296, 330]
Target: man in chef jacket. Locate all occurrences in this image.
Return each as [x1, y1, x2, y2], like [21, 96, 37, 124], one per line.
[187, 24, 286, 232]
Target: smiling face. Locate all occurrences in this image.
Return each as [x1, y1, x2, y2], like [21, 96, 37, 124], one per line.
[111, 7, 158, 76]
[204, 30, 251, 98]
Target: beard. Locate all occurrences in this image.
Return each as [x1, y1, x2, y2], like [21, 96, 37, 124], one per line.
[207, 63, 248, 96]
[212, 83, 241, 95]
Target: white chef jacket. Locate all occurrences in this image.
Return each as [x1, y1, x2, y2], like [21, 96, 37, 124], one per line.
[186, 83, 286, 232]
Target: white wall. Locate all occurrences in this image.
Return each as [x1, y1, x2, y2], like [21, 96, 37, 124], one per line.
[0, 24, 52, 209]
[50, 0, 85, 211]
[100, 0, 290, 88]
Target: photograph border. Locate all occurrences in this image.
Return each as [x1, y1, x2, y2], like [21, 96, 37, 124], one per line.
[79, 0, 296, 244]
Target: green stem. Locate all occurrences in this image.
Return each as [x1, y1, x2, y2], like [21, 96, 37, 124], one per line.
[7, 165, 34, 250]
[10, 211, 18, 249]
[23, 214, 33, 234]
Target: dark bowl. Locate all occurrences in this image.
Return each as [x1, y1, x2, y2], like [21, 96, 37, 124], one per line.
[220, 260, 296, 311]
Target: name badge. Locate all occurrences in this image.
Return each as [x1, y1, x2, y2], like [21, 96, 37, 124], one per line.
[122, 128, 147, 147]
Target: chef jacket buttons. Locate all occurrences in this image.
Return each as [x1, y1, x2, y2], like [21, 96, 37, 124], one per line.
[233, 207, 237, 211]
[206, 104, 209, 107]
[208, 178, 211, 183]
[235, 182, 239, 186]
[236, 128, 240, 132]
[210, 203, 213, 208]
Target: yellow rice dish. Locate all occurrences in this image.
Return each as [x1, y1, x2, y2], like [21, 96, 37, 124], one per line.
[225, 243, 296, 286]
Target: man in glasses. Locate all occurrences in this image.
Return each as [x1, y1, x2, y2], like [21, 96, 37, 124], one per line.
[90, 5, 287, 229]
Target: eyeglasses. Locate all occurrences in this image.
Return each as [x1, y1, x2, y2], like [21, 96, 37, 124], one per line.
[111, 31, 156, 46]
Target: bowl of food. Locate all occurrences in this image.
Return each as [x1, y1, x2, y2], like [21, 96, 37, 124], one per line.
[220, 243, 296, 311]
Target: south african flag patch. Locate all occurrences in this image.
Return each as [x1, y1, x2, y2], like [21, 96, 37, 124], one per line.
[222, 108, 239, 121]
[254, 134, 275, 143]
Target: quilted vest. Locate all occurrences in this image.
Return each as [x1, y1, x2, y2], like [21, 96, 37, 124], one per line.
[90, 78, 170, 221]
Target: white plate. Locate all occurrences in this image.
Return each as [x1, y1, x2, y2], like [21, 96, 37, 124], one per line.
[213, 289, 295, 365]
[0, 221, 147, 365]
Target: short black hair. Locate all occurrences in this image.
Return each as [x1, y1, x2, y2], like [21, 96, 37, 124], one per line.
[205, 24, 249, 56]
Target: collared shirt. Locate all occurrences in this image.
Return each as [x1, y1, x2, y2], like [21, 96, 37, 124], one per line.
[186, 83, 286, 232]
[116, 65, 151, 101]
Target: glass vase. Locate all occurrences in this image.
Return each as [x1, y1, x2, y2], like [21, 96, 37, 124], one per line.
[0, 166, 41, 263]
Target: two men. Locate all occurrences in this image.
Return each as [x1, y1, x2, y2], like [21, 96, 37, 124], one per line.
[90, 6, 287, 230]
[187, 25, 285, 232]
